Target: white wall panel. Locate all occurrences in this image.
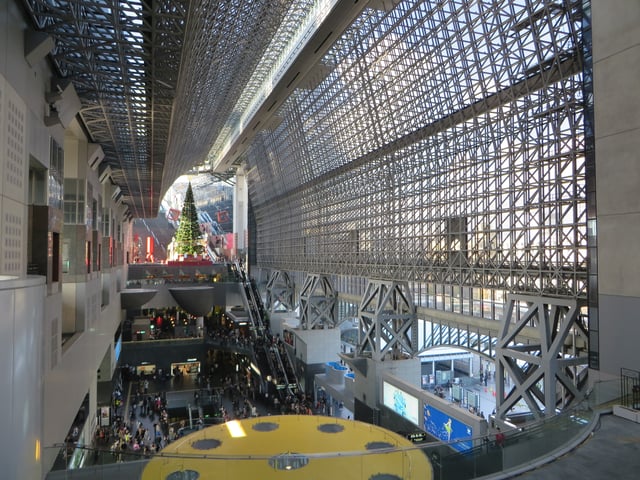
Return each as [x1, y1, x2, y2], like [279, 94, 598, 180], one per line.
[1, 196, 27, 275]
[0, 74, 27, 276]
[593, 0, 640, 375]
[2, 77, 27, 203]
[0, 276, 45, 480]
[0, 74, 5, 197]
[0, 286, 16, 478]
[43, 273, 124, 456]
[44, 293, 63, 373]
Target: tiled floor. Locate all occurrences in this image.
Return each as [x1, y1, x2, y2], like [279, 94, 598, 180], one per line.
[514, 412, 640, 480]
[90, 372, 276, 466]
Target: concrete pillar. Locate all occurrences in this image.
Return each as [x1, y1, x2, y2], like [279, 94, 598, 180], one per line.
[591, 0, 640, 377]
[233, 168, 249, 259]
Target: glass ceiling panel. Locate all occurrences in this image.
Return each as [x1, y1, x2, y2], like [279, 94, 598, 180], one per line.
[20, 0, 313, 218]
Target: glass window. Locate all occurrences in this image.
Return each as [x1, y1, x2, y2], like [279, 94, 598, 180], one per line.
[63, 179, 86, 225]
[472, 287, 482, 317]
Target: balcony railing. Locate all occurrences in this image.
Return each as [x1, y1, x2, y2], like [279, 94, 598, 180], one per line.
[45, 379, 629, 480]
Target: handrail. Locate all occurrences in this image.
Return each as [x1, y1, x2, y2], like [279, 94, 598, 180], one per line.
[232, 260, 303, 397]
[270, 344, 291, 390]
[44, 405, 598, 479]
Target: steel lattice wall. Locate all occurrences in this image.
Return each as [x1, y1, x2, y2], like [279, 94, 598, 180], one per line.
[246, 1, 588, 322]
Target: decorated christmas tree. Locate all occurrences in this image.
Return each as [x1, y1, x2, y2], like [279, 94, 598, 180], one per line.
[174, 182, 203, 256]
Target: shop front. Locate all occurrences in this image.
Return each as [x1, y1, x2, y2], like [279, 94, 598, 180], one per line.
[171, 358, 201, 376]
[136, 362, 157, 376]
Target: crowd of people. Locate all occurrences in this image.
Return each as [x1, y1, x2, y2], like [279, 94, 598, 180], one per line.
[91, 334, 325, 465]
[87, 265, 346, 465]
[92, 381, 177, 462]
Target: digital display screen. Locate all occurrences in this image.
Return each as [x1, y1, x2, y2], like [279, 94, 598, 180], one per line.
[114, 335, 122, 362]
[423, 404, 473, 452]
[383, 381, 419, 426]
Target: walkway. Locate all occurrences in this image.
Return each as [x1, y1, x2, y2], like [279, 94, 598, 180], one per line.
[516, 412, 640, 479]
[423, 371, 527, 428]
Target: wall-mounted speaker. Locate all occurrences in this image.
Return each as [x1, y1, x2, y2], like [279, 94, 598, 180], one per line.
[98, 164, 112, 184]
[45, 78, 82, 128]
[24, 29, 54, 67]
[122, 208, 133, 221]
[87, 143, 105, 170]
[111, 186, 122, 203]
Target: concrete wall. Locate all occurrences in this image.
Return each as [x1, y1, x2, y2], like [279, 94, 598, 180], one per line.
[1, 4, 130, 477]
[233, 168, 249, 255]
[42, 267, 124, 470]
[269, 311, 298, 338]
[351, 357, 422, 409]
[0, 276, 46, 480]
[290, 326, 341, 365]
[592, 1, 640, 376]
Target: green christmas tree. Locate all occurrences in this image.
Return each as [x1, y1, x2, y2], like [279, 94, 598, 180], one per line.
[174, 182, 203, 256]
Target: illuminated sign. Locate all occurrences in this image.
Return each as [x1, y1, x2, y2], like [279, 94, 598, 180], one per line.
[423, 404, 473, 452]
[405, 431, 427, 443]
[383, 381, 419, 426]
[114, 335, 122, 362]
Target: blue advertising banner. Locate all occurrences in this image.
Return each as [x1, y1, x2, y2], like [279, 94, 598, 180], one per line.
[423, 404, 473, 452]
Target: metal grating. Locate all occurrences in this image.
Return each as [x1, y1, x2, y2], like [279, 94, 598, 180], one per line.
[22, 0, 190, 217]
[245, 1, 588, 323]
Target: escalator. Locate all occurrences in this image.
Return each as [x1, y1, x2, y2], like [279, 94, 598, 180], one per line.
[234, 262, 301, 399]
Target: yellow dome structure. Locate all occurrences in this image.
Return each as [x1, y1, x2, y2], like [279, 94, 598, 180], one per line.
[142, 415, 432, 479]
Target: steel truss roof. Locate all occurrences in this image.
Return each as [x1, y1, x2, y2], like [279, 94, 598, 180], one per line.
[20, 0, 309, 217]
[20, 0, 592, 325]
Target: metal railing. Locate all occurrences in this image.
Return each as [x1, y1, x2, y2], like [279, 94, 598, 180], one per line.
[46, 380, 630, 480]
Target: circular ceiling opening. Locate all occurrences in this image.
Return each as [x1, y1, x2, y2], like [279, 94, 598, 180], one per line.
[268, 453, 310, 471]
[165, 470, 200, 480]
[252, 421, 279, 432]
[365, 441, 394, 450]
[191, 438, 221, 450]
[318, 423, 345, 433]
